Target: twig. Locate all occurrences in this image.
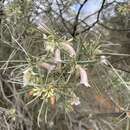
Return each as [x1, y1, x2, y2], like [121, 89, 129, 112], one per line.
[76, 0, 106, 35]
[72, 0, 88, 37]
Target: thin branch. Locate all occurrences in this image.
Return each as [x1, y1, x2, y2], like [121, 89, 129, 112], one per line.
[72, 0, 88, 37]
[98, 22, 130, 32]
[77, 112, 127, 120]
[98, 52, 130, 57]
[80, 0, 116, 25]
[76, 0, 106, 35]
[56, 0, 72, 33]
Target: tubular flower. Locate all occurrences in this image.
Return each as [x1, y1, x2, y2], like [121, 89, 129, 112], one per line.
[54, 48, 61, 63]
[38, 63, 55, 73]
[23, 67, 32, 87]
[62, 43, 76, 57]
[77, 65, 90, 87]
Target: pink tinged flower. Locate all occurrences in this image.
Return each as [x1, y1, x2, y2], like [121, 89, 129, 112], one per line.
[78, 66, 90, 87]
[54, 49, 61, 63]
[39, 63, 55, 73]
[62, 43, 76, 57]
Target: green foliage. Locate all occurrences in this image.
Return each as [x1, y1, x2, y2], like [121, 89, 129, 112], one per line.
[0, 0, 130, 130]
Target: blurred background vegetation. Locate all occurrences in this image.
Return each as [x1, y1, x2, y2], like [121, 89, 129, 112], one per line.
[0, 0, 130, 130]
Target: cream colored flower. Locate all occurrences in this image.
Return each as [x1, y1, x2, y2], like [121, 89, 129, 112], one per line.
[23, 67, 32, 87]
[54, 48, 61, 63]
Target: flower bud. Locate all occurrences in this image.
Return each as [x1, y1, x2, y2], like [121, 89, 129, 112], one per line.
[37, 23, 50, 34]
[28, 91, 33, 96]
[50, 95, 56, 111]
[100, 55, 108, 65]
